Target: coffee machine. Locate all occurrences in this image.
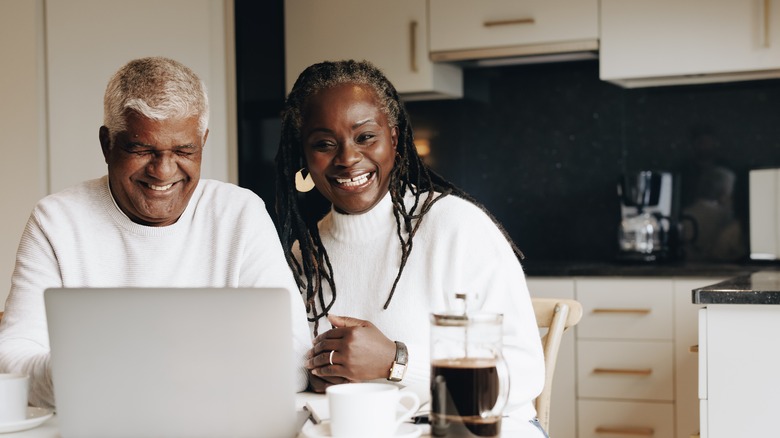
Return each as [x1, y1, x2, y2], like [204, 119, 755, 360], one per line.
[617, 171, 677, 262]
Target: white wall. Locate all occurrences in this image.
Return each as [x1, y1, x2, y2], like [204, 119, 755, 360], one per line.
[0, 0, 234, 309]
[0, 0, 49, 310]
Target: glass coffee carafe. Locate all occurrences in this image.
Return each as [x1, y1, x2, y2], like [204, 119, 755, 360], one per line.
[430, 312, 510, 438]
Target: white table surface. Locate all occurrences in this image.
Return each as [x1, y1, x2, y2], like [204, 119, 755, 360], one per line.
[6, 392, 527, 437]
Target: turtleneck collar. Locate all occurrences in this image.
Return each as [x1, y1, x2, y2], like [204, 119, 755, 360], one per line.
[321, 191, 396, 243]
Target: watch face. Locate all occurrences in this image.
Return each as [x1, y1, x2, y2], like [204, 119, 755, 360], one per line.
[390, 364, 406, 380]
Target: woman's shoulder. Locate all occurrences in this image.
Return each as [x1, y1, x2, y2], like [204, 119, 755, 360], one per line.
[422, 192, 495, 227]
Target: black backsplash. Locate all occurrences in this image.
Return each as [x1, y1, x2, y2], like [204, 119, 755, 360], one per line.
[404, 61, 780, 264]
[235, 1, 780, 266]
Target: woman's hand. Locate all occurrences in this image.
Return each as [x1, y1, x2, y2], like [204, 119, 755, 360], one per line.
[306, 368, 349, 393]
[305, 314, 397, 382]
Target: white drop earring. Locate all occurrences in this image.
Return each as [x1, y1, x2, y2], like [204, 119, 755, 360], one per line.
[295, 168, 315, 192]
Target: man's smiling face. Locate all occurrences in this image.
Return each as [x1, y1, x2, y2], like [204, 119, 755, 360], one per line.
[100, 111, 207, 226]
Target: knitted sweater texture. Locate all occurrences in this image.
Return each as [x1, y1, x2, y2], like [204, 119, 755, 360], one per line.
[0, 176, 310, 407]
[309, 191, 544, 421]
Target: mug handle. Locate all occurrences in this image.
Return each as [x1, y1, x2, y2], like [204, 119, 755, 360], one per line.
[483, 354, 511, 419]
[394, 391, 421, 429]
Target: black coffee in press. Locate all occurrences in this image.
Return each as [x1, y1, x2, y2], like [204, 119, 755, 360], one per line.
[430, 358, 501, 437]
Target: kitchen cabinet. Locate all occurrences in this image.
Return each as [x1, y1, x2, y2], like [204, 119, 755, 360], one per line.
[284, 0, 462, 100]
[576, 278, 675, 437]
[695, 272, 780, 438]
[600, 0, 780, 87]
[528, 276, 725, 438]
[428, 0, 598, 62]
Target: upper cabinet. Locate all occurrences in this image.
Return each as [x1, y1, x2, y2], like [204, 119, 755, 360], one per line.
[284, 0, 462, 101]
[428, 0, 599, 62]
[600, 0, 780, 88]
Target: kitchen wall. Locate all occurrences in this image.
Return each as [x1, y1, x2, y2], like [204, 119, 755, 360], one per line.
[236, 0, 780, 266]
[404, 61, 780, 264]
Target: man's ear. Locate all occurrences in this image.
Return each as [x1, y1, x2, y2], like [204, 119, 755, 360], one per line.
[202, 128, 209, 148]
[99, 126, 111, 163]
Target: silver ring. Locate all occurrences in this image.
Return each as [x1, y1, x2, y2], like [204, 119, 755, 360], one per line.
[329, 350, 335, 366]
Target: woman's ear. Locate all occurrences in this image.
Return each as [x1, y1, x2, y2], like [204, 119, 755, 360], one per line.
[391, 126, 399, 151]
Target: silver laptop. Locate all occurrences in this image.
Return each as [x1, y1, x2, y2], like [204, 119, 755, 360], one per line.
[45, 287, 301, 438]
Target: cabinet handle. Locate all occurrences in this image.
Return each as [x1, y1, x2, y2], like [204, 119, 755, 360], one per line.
[592, 308, 651, 315]
[595, 426, 654, 436]
[593, 367, 653, 376]
[409, 20, 418, 73]
[483, 18, 535, 27]
[689, 344, 699, 353]
[760, 0, 771, 48]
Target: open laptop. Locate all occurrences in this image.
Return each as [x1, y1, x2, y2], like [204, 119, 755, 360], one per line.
[45, 287, 303, 438]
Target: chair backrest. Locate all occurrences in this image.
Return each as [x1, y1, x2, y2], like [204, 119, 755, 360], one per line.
[531, 297, 583, 434]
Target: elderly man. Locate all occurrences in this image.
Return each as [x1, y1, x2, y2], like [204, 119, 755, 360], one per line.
[0, 57, 310, 408]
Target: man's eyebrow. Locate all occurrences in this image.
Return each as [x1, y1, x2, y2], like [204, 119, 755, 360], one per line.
[122, 142, 199, 149]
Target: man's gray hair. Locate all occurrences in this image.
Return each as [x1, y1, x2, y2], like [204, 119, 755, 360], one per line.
[103, 57, 209, 139]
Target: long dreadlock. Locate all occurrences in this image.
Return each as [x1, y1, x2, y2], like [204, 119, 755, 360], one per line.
[275, 60, 523, 334]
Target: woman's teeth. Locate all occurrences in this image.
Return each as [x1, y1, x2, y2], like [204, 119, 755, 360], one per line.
[336, 174, 370, 187]
[148, 183, 173, 191]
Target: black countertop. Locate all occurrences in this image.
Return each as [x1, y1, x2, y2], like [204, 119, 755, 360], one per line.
[522, 260, 780, 278]
[692, 271, 780, 305]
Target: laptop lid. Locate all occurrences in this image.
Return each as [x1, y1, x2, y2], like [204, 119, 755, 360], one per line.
[45, 287, 299, 438]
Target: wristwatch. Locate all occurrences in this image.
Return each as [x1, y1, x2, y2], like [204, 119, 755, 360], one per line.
[387, 341, 408, 382]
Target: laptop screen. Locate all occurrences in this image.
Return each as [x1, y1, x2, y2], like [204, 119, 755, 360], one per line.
[45, 287, 299, 438]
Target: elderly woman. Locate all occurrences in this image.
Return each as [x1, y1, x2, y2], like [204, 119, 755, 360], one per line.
[275, 60, 546, 437]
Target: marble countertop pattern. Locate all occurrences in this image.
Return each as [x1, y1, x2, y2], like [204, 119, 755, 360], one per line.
[692, 271, 780, 304]
[522, 260, 780, 277]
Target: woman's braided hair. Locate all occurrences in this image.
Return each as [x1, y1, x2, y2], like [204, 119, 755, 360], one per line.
[275, 60, 523, 334]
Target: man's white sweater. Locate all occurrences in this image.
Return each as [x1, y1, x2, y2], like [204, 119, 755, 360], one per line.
[0, 176, 311, 407]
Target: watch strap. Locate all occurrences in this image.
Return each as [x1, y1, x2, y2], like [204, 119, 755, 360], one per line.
[393, 341, 408, 365]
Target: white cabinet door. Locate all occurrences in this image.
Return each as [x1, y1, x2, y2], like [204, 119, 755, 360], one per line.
[673, 278, 725, 438]
[429, 0, 598, 61]
[526, 277, 576, 438]
[577, 340, 674, 401]
[701, 305, 780, 438]
[578, 399, 674, 438]
[284, 0, 462, 100]
[600, 0, 780, 87]
[576, 278, 674, 340]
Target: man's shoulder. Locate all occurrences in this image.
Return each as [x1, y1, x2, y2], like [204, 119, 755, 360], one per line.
[195, 179, 268, 209]
[36, 177, 106, 208]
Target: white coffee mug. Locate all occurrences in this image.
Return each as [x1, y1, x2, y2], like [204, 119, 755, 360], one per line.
[327, 383, 420, 438]
[0, 373, 28, 423]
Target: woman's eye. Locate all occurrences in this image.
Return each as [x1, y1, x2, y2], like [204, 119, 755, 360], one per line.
[356, 133, 376, 144]
[311, 140, 335, 150]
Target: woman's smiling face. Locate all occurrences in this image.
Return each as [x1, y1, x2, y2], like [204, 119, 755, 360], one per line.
[301, 83, 398, 215]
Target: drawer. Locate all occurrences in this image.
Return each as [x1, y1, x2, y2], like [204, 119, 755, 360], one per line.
[429, 0, 598, 54]
[578, 399, 674, 438]
[577, 340, 674, 401]
[576, 278, 674, 340]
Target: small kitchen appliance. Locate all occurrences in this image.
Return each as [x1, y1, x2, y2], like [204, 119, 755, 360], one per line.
[617, 171, 676, 262]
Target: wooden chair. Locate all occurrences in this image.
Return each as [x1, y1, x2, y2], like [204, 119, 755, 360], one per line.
[531, 297, 583, 434]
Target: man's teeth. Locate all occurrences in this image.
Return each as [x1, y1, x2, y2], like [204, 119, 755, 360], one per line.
[148, 183, 173, 191]
[336, 174, 370, 186]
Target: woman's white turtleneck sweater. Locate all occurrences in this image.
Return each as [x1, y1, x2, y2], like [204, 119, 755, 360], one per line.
[307, 190, 544, 421]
